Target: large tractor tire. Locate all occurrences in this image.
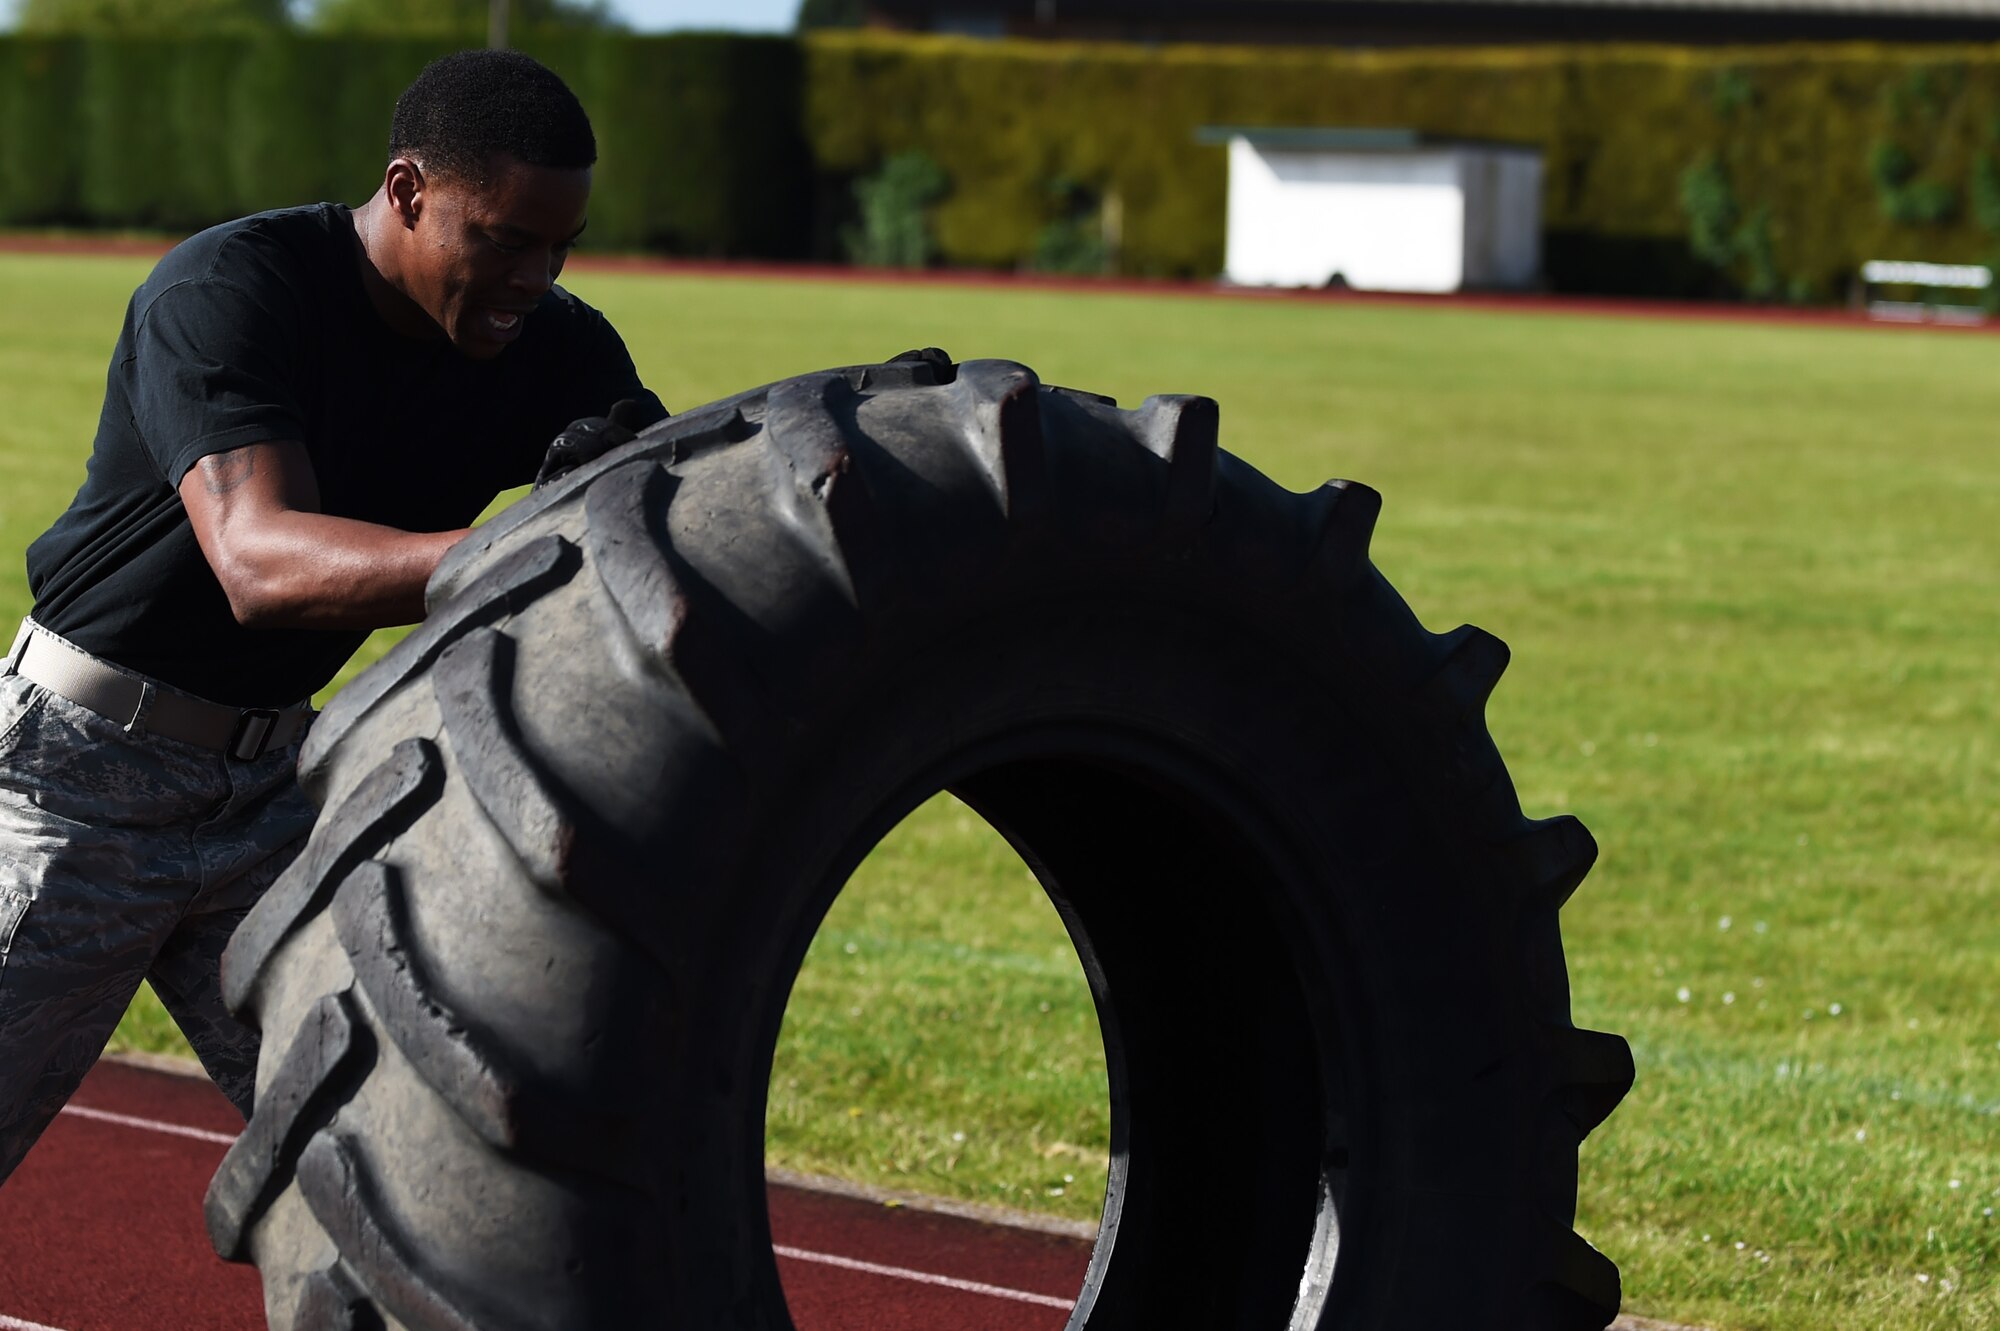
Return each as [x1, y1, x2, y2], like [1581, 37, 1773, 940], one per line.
[206, 351, 1632, 1331]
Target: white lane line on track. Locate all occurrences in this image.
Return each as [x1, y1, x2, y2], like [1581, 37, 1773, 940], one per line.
[52, 1100, 1076, 1313]
[56, 1103, 237, 1145]
[1, 1312, 73, 1331]
[773, 1245, 1075, 1310]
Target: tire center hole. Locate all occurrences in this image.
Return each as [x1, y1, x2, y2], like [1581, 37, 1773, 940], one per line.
[765, 791, 1110, 1325]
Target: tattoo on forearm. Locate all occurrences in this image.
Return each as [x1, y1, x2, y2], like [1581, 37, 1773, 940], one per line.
[201, 450, 257, 496]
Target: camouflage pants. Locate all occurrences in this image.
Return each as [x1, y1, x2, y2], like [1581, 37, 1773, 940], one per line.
[0, 659, 314, 1186]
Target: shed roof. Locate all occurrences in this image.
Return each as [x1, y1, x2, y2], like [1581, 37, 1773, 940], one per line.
[1197, 127, 1541, 154]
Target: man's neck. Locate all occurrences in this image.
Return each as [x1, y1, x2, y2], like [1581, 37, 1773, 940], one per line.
[350, 194, 445, 341]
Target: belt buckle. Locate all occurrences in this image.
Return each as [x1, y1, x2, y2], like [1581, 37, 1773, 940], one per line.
[229, 708, 283, 761]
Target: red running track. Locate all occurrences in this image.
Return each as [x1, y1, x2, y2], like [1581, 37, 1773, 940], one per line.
[4, 232, 1997, 338]
[0, 1060, 1090, 1331]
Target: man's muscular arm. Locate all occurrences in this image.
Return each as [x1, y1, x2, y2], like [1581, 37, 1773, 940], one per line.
[180, 442, 469, 630]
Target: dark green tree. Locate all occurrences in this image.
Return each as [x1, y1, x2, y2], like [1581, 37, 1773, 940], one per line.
[795, 0, 865, 30]
[14, 0, 291, 33]
[304, 0, 619, 36]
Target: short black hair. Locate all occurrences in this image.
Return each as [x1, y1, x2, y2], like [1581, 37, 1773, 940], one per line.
[389, 49, 596, 184]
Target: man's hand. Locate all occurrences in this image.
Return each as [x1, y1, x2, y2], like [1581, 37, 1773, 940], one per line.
[180, 441, 469, 630]
[534, 398, 655, 490]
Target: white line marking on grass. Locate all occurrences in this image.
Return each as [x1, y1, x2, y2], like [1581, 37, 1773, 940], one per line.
[772, 1245, 1075, 1310]
[57, 1103, 237, 1146]
[2, 1312, 73, 1331]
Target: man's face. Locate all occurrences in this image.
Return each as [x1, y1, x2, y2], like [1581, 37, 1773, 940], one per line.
[405, 155, 591, 359]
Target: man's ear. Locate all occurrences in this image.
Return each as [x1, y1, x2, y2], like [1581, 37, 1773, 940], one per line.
[384, 157, 426, 229]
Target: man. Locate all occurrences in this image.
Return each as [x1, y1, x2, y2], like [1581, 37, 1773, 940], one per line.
[0, 48, 665, 1184]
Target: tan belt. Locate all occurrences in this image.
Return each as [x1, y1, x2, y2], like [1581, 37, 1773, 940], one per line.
[4, 619, 311, 761]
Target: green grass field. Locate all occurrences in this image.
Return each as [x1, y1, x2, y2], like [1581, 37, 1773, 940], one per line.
[2, 251, 1995, 1330]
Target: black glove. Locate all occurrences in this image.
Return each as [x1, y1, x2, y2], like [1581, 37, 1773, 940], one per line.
[534, 398, 656, 490]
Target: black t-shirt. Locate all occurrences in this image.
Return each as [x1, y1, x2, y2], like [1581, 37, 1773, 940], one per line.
[26, 203, 665, 707]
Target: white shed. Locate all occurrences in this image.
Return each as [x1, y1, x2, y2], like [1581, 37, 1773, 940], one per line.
[1204, 128, 1545, 294]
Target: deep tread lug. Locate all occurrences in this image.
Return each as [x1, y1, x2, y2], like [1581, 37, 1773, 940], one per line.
[1534, 1226, 1622, 1328]
[1553, 1027, 1634, 1137]
[661, 402, 752, 464]
[852, 346, 957, 389]
[1310, 478, 1383, 587]
[330, 861, 519, 1150]
[329, 859, 638, 1175]
[222, 739, 444, 1017]
[294, 1261, 385, 1331]
[432, 628, 677, 975]
[583, 461, 688, 668]
[948, 360, 1048, 521]
[433, 629, 573, 892]
[296, 1132, 509, 1331]
[764, 373, 883, 604]
[206, 990, 367, 1261]
[887, 345, 954, 368]
[580, 461, 759, 748]
[1426, 624, 1511, 719]
[305, 536, 580, 798]
[1505, 814, 1599, 908]
[1134, 393, 1219, 543]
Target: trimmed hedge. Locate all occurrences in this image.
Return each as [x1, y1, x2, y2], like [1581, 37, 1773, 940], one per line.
[1, 36, 441, 231]
[804, 34, 2000, 294]
[0, 37, 84, 224]
[0, 33, 807, 256]
[582, 34, 809, 258]
[9, 31, 2000, 295]
[804, 35, 1568, 277]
